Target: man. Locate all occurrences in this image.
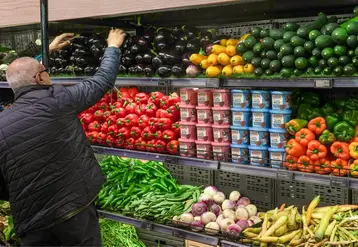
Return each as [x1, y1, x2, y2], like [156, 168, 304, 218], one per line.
[0, 28, 126, 246]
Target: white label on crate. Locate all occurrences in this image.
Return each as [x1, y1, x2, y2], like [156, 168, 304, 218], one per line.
[181, 126, 189, 136]
[197, 127, 206, 138]
[212, 146, 223, 157]
[250, 131, 259, 143]
[252, 94, 263, 106]
[272, 114, 284, 127]
[270, 133, 280, 146]
[213, 93, 223, 104]
[181, 108, 189, 119]
[198, 92, 208, 104]
[253, 112, 264, 122]
[233, 111, 244, 122]
[271, 152, 283, 162]
[179, 143, 187, 152]
[197, 144, 207, 155]
[213, 129, 220, 140]
[197, 109, 207, 121]
[180, 91, 188, 101]
[233, 93, 244, 105]
[213, 111, 221, 122]
[272, 94, 283, 107]
[251, 150, 263, 163]
[232, 130, 239, 141]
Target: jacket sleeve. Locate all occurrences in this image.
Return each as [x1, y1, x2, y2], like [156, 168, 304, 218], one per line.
[64, 47, 121, 113]
[0, 130, 9, 201]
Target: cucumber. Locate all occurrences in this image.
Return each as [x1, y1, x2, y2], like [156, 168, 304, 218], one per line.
[291, 36, 306, 47]
[314, 67, 322, 75]
[251, 27, 263, 38]
[270, 60, 281, 72]
[243, 51, 254, 63]
[260, 50, 267, 58]
[261, 58, 271, 69]
[306, 67, 315, 74]
[347, 35, 358, 48]
[333, 66, 343, 76]
[266, 50, 277, 60]
[346, 22, 358, 35]
[344, 64, 356, 75]
[327, 57, 339, 67]
[331, 28, 349, 45]
[323, 67, 332, 75]
[321, 23, 339, 35]
[312, 48, 322, 58]
[318, 59, 327, 69]
[269, 29, 285, 40]
[283, 22, 300, 31]
[352, 56, 358, 68]
[304, 41, 315, 53]
[262, 37, 275, 50]
[280, 43, 294, 56]
[253, 42, 264, 55]
[277, 51, 284, 60]
[308, 56, 319, 68]
[297, 12, 328, 38]
[280, 68, 294, 78]
[295, 57, 308, 70]
[260, 29, 270, 38]
[283, 31, 296, 43]
[274, 39, 285, 52]
[309, 30, 321, 41]
[244, 35, 257, 49]
[339, 55, 351, 66]
[265, 69, 273, 76]
[251, 57, 262, 68]
[315, 35, 334, 49]
[236, 43, 248, 55]
[294, 68, 305, 76]
[281, 55, 295, 68]
[334, 45, 347, 56]
[321, 47, 334, 59]
[294, 46, 306, 57]
[254, 67, 264, 76]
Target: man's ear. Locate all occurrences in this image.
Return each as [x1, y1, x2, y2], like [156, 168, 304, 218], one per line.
[35, 73, 42, 85]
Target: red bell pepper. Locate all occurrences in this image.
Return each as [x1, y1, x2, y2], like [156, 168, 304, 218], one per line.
[306, 140, 327, 161]
[152, 130, 163, 140]
[162, 130, 177, 142]
[125, 114, 139, 128]
[146, 139, 157, 152]
[81, 113, 95, 124]
[88, 121, 101, 132]
[88, 131, 99, 143]
[98, 101, 110, 110]
[116, 118, 125, 128]
[285, 155, 298, 171]
[107, 115, 118, 126]
[106, 135, 115, 147]
[101, 122, 109, 134]
[331, 158, 349, 177]
[125, 138, 136, 150]
[141, 127, 154, 141]
[138, 115, 150, 128]
[313, 158, 332, 175]
[112, 101, 123, 109]
[172, 121, 180, 136]
[149, 118, 159, 131]
[145, 103, 158, 117]
[97, 132, 107, 145]
[135, 138, 147, 151]
[156, 109, 167, 118]
[135, 93, 149, 104]
[158, 118, 173, 131]
[114, 138, 125, 148]
[108, 125, 119, 137]
[135, 104, 147, 116]
[130, 126, 142, 139]
[330, 142, 351, 160]
[111, 107, 126, 118]
[167, 140, 179, 155]
[159, 96, 170, 109]
[127, 87, 139, 99]
[156, 140, 167, 153]
[149, 91, 164, 106]
[94, 110, 105, 122]
[125, 102, 138, 115]
[117, 127, 130, 139]
[297, 155, 314, 173]
[168, 92, 180, 106]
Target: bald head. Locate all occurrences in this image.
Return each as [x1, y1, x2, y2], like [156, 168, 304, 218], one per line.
[6, 57, 43, 90]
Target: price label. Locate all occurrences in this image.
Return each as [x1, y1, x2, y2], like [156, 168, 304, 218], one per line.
[314, 79, 333, 88]
[92, 146, 104, 154]
[141, 221, 153, 230]
[165, 156, 178, 164]
[172, 229, 186, 238]
[206, 80, 219, 88]
[277, 170, 293, 181]
[330, 177, 349, 187]
[158, 79, 168, 86]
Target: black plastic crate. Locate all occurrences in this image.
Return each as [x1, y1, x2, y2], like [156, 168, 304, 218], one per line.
[165, 163, 214, 186]
[275, 180, 349, 208]
[136, 228, 185, 247]
[214, 170, 274, 211]
[352, 189, 358, 205]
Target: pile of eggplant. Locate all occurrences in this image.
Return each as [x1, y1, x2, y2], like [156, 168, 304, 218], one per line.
[119, 26, 213, 78]
[50, 34, 106, 76]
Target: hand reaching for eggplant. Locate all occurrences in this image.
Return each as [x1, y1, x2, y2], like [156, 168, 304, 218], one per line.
[107, 29, 127, 48]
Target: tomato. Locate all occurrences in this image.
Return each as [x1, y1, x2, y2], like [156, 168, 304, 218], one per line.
[125, 102, 138, 114]
[107, 115, 118, 126]
[160, 96, 170, 109]
[146, 139, 157, 152]
[135, 104, 147, 116]
[172, 122, 180, 136]
[117, 127, 130, 139]
[138, 115, 150, 128]
[162, 130, 177, 142]
[168, 92, 180, 106]
[108, 125, 119, 137]
[81, 113, 95, 124]
[125, 114, 139, 128]
[126, 138, 136, 149]
[98, 102, 110, 110]
[130, 126, 142, 139]
[167, 140, 179, 154]
[156, 109, 166, 118]
[88, 131, 99, 143]
[156, 140, 167, 153]
[106, 135, 115, 147]
[152, 130, 163, 140]
[135, 93, 149, 104]
[101, 122, 109, 134]
[141, 127, 154, 141]
[149, 117, 159, 131]
[97, 132, 107, 145]
[145, 103, 158, 117]
[158, 118, 173, 130]
[88, 121, 101, 132]
[128, 87, 140, 99]
[114, 138, 125, 148]
[149, 92, 164, 106]
[135, 138, 147, 151]
[111, 107, 126, 118]
[94, 110, 105, 122]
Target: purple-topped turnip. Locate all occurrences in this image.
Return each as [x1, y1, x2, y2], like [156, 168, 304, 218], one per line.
[203, 186, 218, 196]
[236, 197, 251, 207]
[213, 192, 225, 205]
[200, 193, 214, 206]
[191, 220, 204, 232]
[222, 199, 236, 210]
[235, 207, 249, 221]
[246, 204, 258, 217]
[236, 220, 249, 230]
[192, 202, 208, 217]
[219, 218, 235, 232]
[227, 224, 243, 238]
[210, 204, 222, 217]
[229, 191, 241, 202]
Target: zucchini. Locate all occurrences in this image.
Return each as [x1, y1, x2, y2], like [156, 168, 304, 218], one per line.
[283, 22, 300, 31]
[315, 35, 334, 49]
[269, 29, 285, 40]
[297, 12, 328, 38]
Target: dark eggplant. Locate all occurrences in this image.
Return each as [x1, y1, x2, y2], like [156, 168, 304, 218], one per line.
[70, 56, 76, 63]
[144, 65, 154, 77]
[59, 58, 68, 67]
[123, 49, 133, 57]
[163, 52, 181, 65]
[175, 40, 186, 54]
[172, 64, 185, 77]
[183, 25, 199, 35]
[122, 34, 133, 50]
[73, 48, 90, 57]
[50, 67, 58, 75]
[71, 43, 86, 50]
[172, 26, 184, 37]
[156, 42, 167, 51]
[118, 65, 128, 74]
[135, 54, 144, 64]
[130, 44, 140, 54]
[200, 32, 213, 47]
[186, 38, 200, 52]
[58, 49, 70, 58]
[84, 66, 96, 76]
[75, 56, 96, 67]
[137, 37, 149, 50]
[201, 31, 213, 40]
[54, 58, 62, 66]
[152, 56, 163, 70]
[74, 66, 84, 75]
[71, 36, 88, 45]
[91, 45, 104, 59]
[143, 53, 153, 64]
[64, 65, 75, 74]
[57, 67, 65, 74]
[155, 29, 175, 44]
[128, 66, 136, 74]
[143, 27, 156, 42]
[122, 56, 134, 67]
[157, 65, 172, 78]
[182, 53, 191, 67]
[134, 64, 145, 76]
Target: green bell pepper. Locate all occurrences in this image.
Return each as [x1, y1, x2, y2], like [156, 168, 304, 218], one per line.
[318, 129, 336, 145]
[322, 103, 336, 117]
[333, 97, 349, 109]
[326, 115, 340, 131]
[333, 121, 355, 142]
[344, 98, 358, 111]
[301, 92, 321, 107]
[343, 110, 358, 127]
[298, 104, 323, 120]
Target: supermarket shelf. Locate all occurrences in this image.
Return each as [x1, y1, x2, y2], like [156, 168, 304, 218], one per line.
[98, 210, 220, 246]
[91, 145, 219, 170]
[221, 240, 249, 247]
[0, 82, 9, 88]
[169, 78, 220, 88]
[220, 162, 278, 179]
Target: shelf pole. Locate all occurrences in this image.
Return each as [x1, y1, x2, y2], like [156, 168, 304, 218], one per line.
[40, 0, 49, 67]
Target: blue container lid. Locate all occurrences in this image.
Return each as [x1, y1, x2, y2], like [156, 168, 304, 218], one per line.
[270, 91, 292, 95]
[231, 126, 249, 130]
[231, 108, 251, 112]
[268, 147, 286, 152]
[249, 127, 269, 132]
[231, 144, 249, 149]
[249, 145, 268, 151]
[251, 108, 270, 113]
[269, 128, 288, 133]
[250, 90, 269, 94]
[269, 109, 292, 114]
[232, 89, 250, 93]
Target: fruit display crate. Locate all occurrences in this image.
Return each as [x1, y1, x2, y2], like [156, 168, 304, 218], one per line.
[136, 228, 185, 247]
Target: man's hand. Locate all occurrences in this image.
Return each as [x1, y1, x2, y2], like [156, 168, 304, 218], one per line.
[107, 29, 126, 48]
[49, 33, 73, 53]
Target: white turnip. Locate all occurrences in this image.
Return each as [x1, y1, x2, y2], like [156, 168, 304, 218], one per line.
[219, 218, 235, 232]
[222, 199, 236, 210]
[227, 224, 242, 238]
[205, 222, 220, 235]
[199, 193, 214, 205]
[191, 220, 204, 232]
[179, 212, 194, 226]
[223, 209, 236, 221]
[235, 207, 249, 221]
[203, 186, 218, 196]
[201, 212, 217, 225]
[192, 202, 208, 216]
[229, 191, 241, 202]
[213, 192, 225, 205]
[245, 204, 258, 217]
[249, 215, 262, 225]
[216, 214, 225, 224]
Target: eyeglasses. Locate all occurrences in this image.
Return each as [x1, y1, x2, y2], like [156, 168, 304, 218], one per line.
[33, 68, 49, 78]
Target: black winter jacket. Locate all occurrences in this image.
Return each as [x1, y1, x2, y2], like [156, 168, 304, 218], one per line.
[0, 47, 121, 236]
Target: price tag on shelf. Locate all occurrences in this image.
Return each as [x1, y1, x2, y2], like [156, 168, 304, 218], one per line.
[206, 79, 219, 88]
[172, 229, 186, 238]
[140, 221, 153, 230]
[314, 79, 333, 88]
[277, 170, 293, 181]
[165, 156, 179, 164]
[92, 146, 104, 154]
[158, 79, 169, 86]
[330, 177, 349, 187]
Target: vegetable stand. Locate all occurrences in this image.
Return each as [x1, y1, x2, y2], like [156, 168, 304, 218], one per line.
[2, 1, 358, 247]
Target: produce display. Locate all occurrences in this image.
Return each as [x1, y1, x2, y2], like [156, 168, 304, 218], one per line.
[79, 87, 180, 154]
[96, 155, 201, 224]
[285, 92, 358, 177]
[173, 186, 262, 239]
[243, 196, 358, 246]
[100, 219, 146, 247]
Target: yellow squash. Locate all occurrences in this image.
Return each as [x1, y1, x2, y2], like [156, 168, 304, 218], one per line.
[233, 65, 245, 74]
[200, 59, 210, 69]
[207, 54, 219, 65]
[206, 65, 223, 77]
[244, 64, 255, 73]
[226, 45, 237, 56]
[217, 53, 231, 66]
[212, 45, 227, 55]
[222, 64, 233, 77]
[226, 39, 240, 46]
[190, 54, 208, 66]
[230, 55, 244, 66]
